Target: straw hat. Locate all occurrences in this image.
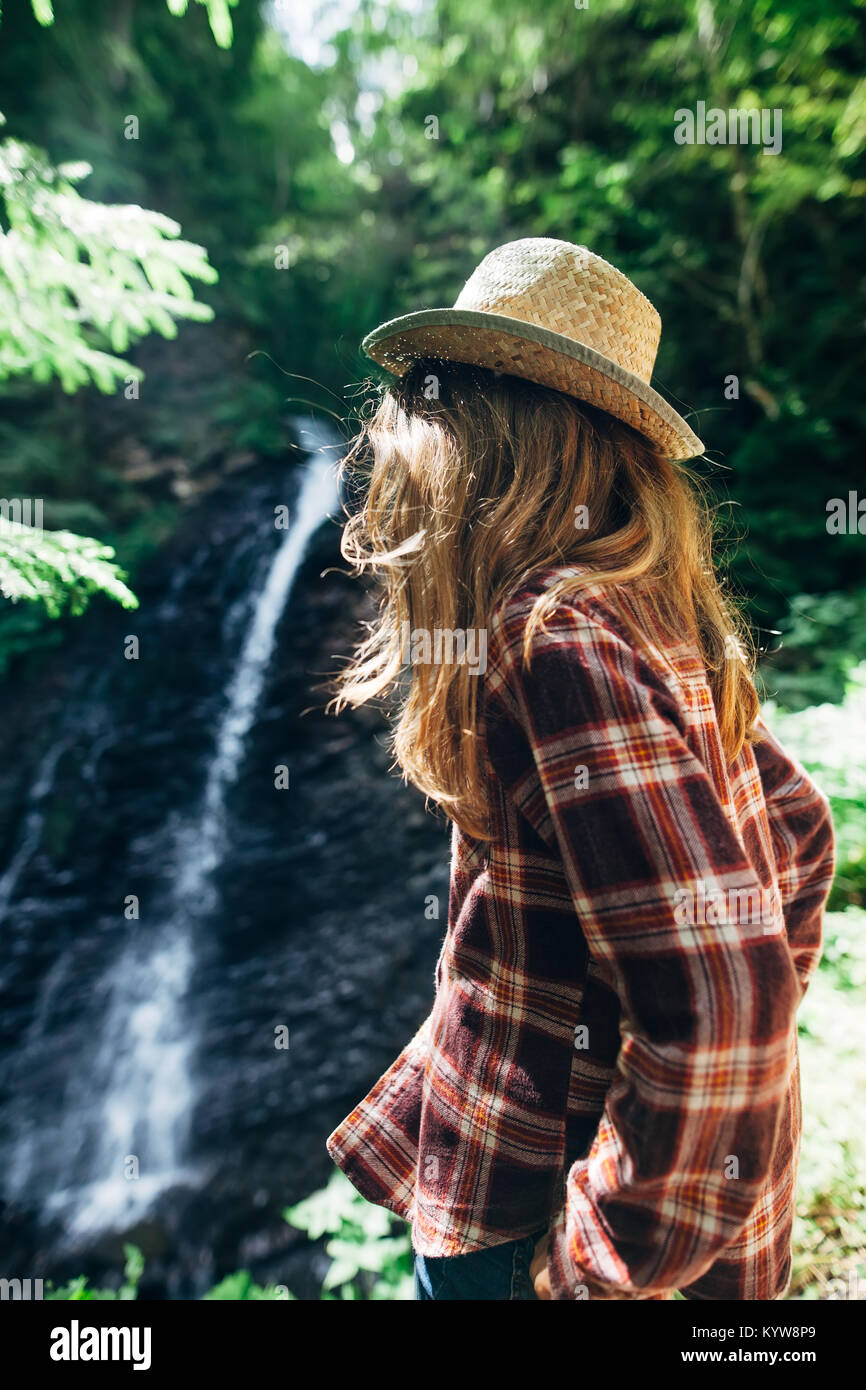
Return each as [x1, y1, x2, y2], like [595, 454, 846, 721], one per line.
[361, 237, 704, 460]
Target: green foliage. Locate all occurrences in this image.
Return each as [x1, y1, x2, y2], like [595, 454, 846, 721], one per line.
[791, 908, 866, 1299]
[44, 1243, 144, 1300]
[42, 1175, 416, 1300]
[0, 0, 342, 668]
[163, 1, 238, 50]
[326, 0, 866, 629]
[43, 1244, 292, 1300]
[9, 0, 238, 49]
[0, 519, 138, 616]
[284, 1168, 414, 1300]
[44, 1169, 414, 1301]
[0, 0, 863, 680]
[757, 695, 865, 1293]
[760, 591, 866, 711]
[0, 120, 218, 394]
[0, 0, 244, 646]
[763, 664, 866, 909]
[202, 1271, 295, 1299]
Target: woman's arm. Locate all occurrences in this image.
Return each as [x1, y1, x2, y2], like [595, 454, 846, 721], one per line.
[486, 594, 811, 1299]
[325, 1010, 434, 1215]
[751, 717, 835, 997]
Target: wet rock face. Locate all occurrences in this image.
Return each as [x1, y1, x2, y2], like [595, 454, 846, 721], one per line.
[0, 452, 449, 1298]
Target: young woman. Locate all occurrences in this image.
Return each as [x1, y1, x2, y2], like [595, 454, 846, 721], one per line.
[325, 239, 836, 1301]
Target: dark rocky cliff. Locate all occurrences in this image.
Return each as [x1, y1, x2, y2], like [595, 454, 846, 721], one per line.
[0, 438, 449, 1298]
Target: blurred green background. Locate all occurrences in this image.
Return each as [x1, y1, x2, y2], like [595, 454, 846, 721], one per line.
[0, 0, 863, 1299]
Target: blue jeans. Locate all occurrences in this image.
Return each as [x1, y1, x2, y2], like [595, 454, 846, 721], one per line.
[414, 1228, 547, 1300]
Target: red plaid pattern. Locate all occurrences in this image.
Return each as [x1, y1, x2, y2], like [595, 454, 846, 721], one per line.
[326, 563, 835, 1299]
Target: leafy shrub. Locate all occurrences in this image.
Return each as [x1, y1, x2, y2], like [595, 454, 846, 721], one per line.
[283, 1169, 414, 1300]
[792, 909, 866, 1299]
[0, 119, 217, 396]
[0, 522, 138, 617]
[763, 663, 866, 909]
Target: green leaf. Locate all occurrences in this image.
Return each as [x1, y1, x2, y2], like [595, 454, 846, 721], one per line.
[204, 0, 235, 49]
[30, 0, 54, 26]
[0, 520, 139, 617]
[0, 134, 218, 393]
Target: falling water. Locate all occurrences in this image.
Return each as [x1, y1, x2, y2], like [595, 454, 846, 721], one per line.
[0, 740, 68, 926]
[52, 425, 341, 1236]
[174, 437, 341, 913]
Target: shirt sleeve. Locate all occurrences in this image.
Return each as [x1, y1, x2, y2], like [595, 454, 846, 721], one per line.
[751, 717, 835, 998]
[325, 1010, 434, 1216]
[485, 595, 806, 1300]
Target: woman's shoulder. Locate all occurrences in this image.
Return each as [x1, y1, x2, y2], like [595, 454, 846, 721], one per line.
[491, 560, 610, 629]
[490, 562, 650, 653]
[488, 562, 707, 700]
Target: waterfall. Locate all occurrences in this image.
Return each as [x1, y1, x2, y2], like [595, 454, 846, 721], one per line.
[46, 423, 342, 1237]
[174, 433, 341, 914]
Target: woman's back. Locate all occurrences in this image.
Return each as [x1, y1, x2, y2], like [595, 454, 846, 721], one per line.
[328, 562, 834, 1299]
[326, 239, 836, 1299]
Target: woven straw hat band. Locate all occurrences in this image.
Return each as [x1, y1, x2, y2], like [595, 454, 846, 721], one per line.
[453, 240, 661, 382]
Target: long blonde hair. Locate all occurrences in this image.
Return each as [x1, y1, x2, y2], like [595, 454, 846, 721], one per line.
[328, 359, 759, 839]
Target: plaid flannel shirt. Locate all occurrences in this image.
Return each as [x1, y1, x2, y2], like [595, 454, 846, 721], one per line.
[326, 562, 835, 1299]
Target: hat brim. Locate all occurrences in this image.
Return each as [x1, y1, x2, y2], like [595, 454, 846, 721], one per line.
[361, 308, 704, 462]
